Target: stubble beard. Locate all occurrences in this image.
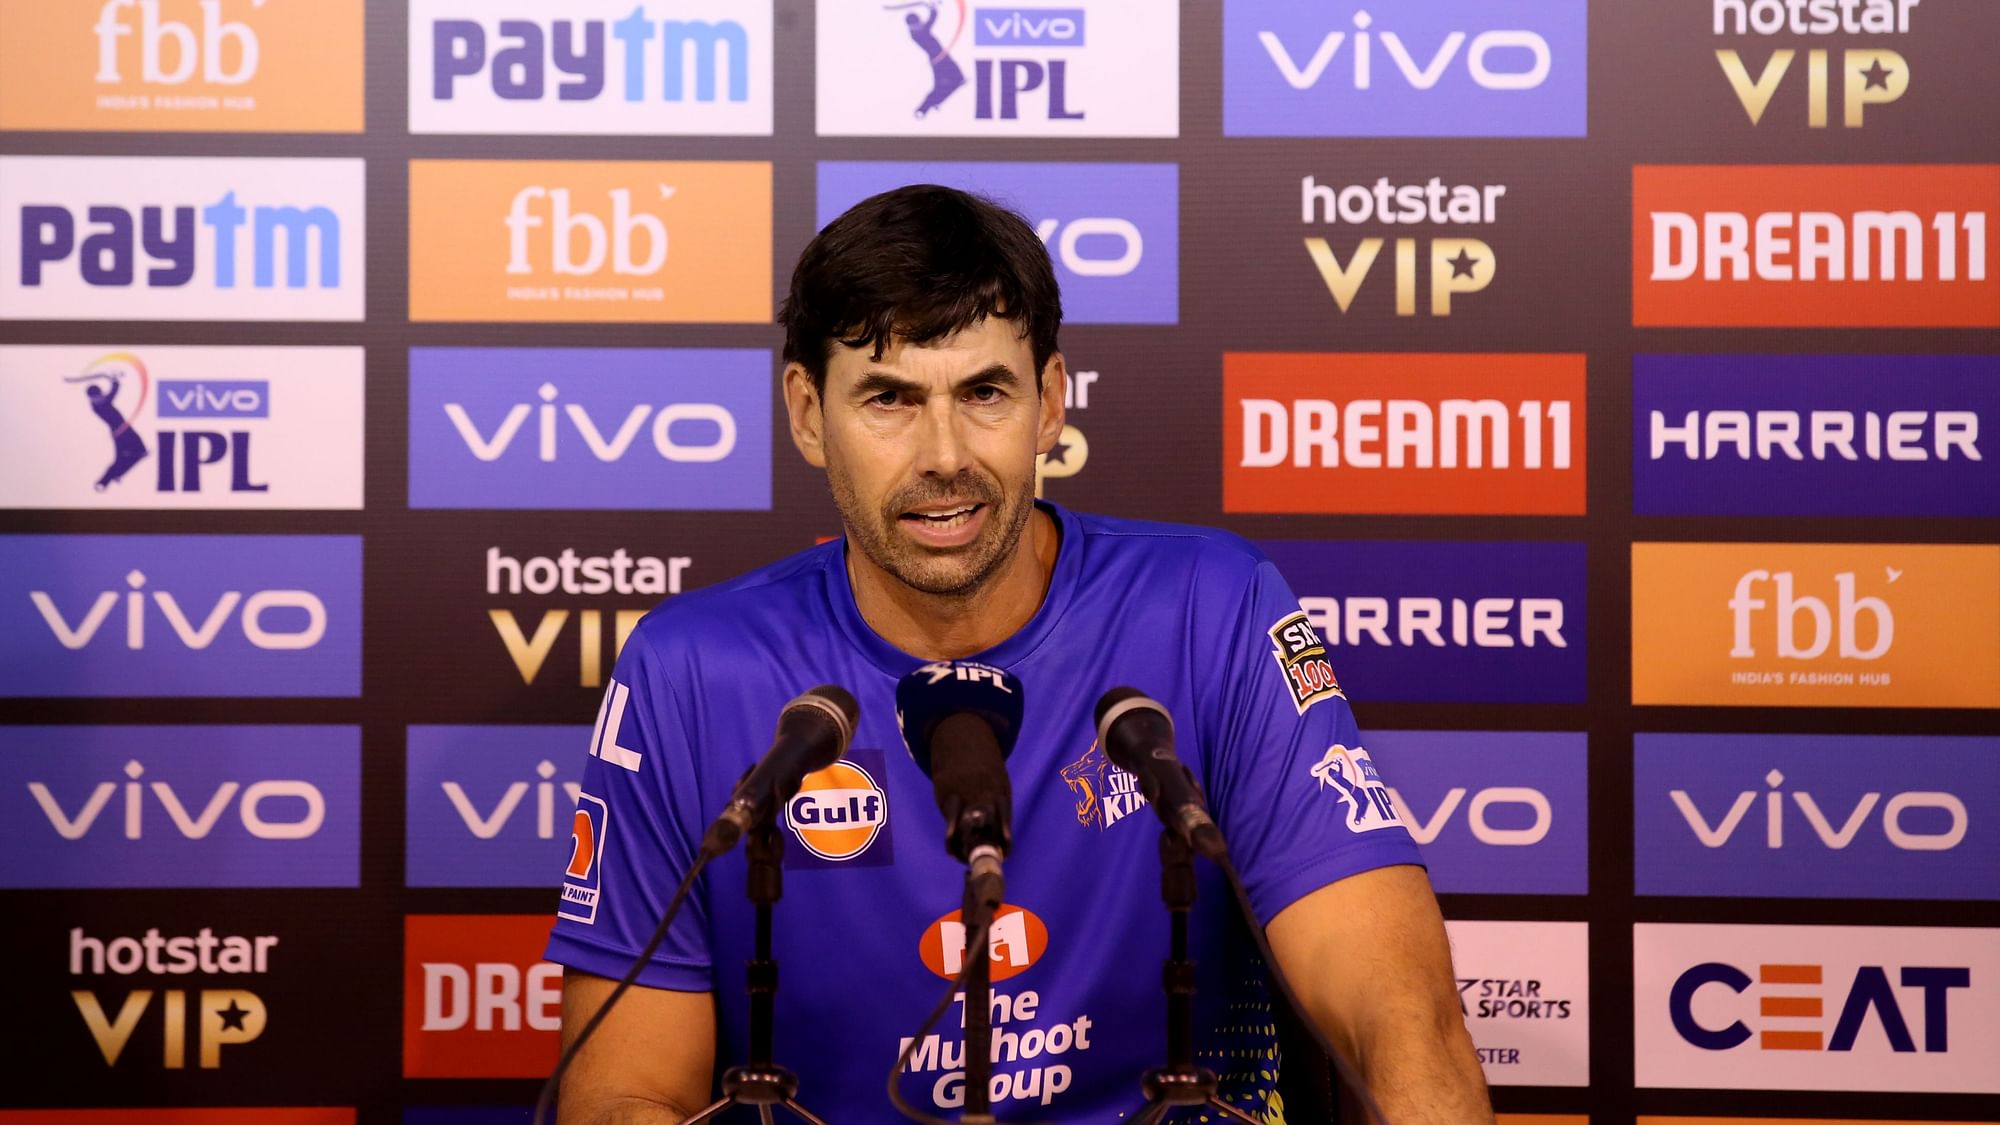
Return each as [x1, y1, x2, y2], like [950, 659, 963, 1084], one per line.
[828, 457, 1037, 600]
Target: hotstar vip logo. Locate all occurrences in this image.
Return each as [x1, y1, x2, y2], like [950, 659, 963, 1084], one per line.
[1299, 175, 1501, 315]
[1712, 0, 1916, 127]
[486, 546, 688, 686]
[69, 925, 277, 1069]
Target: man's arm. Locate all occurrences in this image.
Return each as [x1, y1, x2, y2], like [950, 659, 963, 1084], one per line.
[557, 972, 716, 1125]
[1265, 864, 1494, 1125]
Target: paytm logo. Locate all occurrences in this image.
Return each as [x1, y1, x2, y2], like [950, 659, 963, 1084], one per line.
[412, 0, 770, 135]
[0, 725, 358, 888]
[1635, 923, 2000, 1092]
[1632, 543, 2000, 708]
[0, 345, 365, 510]
[406, 726, 586, 888]
[1225, 0, 1587, 137]
[0, 0, 364, 133]
[1226, 353, 1585, 515]
[404, 915, 561, 1078]
[1368, 731, 1585, 895]
[1258, 540, 1586, 703]
[1635, 354, 1996, 517]
[1636, 734, 1996, 901]
[408, 348, 769, 510]
[0, 156, 364, 321]
[818, 162, 1177, 324]
[0, 534, 361, 697]
[1633, 165, 1999, 327]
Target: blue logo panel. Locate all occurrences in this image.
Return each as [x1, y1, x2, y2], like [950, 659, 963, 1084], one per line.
[0, 535, 361, 698]
[817, 162, 1178, 324]
[1633, 354, 1999, 516]
[407, 347, 772, 510]
[406, 725, 588, 888]
[1257, 540, 1587, 703]
[1368, 731, 1586, 894]
[1635, 734, 2000, 900]
[1224, 0, 1588, 137]
[0, 725, 360, 888]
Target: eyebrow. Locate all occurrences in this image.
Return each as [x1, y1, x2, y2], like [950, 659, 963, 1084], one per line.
[849, 362, 1022, 400]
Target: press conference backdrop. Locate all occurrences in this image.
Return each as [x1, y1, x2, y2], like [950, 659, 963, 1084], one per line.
[0, 1, 1995, 1122]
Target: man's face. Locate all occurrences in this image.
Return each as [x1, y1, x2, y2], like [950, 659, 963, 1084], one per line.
[787, 317, 1065, 598]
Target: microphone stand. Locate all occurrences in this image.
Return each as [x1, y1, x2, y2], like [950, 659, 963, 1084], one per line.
[1130, 831, 1261, 1125]
[683, 821, 830, 1125]
[958, 842, 1004, 1125]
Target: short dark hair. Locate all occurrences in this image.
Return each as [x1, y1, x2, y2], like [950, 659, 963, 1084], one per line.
[781, 184, 1062, 394]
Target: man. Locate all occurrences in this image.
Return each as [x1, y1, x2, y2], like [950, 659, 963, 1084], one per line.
[545, 186, 1492, 1123]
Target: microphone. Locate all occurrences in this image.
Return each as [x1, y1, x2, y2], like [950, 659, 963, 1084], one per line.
[1095, 687, 1228, 862]
[895, 660, 1023, 911]
[701, 685, 860, 855]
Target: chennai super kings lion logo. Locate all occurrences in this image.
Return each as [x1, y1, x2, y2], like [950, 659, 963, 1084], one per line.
[1059, 741, 1151, 831]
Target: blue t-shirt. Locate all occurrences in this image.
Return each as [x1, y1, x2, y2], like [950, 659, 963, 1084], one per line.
[545, 502, 1423, 1122]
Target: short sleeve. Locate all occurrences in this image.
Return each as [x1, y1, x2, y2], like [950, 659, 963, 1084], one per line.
[543, 627, 714, 992]
[1201, 558, 1425, 926]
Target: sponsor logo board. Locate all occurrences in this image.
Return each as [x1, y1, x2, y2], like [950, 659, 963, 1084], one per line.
[1634, 923, 2000, 1092]
[407, 348, 770, 510]
[1293, 174, 1510, 318]
[404, 915, 561, 1078]
[0, 345, 364, 510]
[784, 748, 895, 868]
[1259, 540, 1587, 703]
[1370, 731, 1586, 895]
[1446, 920, 1589, 1087]
[1, 156, 365, 322]
[1631, 543, 2000, 708]
[0, 534, 362, 697]
[409, 0, 771, 134]
[406, 726, 586, 887]
[1711, 0, 1922, 130]
[1635, 733, 1997, 901]
[817, 162, 1176, 324]
[1632, 165, 1999, 327]
[1226, 353, 1586, 514]
[1224, 0, 1588, 137]
[1633, 354, 1997, 516]
[0, 0, 364, 133]
[816, 1, 1177, 137]
[407, 160, 769, 323]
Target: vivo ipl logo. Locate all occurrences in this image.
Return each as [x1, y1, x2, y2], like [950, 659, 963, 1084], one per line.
[0, 534, 361, 697]
[1224, 0, 1588, 136]
[60, 352, 269, 495]
[817, 162, 1177, 324]
[407, 347, 771, 510]
[1369, 730, 1586, 895]
[0, 725, 359, 887]
[885, 2, 1085, 121]
[406, 726, 587, 888]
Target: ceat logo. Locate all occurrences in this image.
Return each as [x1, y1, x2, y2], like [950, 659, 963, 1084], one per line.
[1671, 960, 1968, 1054]
[784, 759, 887, 861]
[403, 914, 561, 1078]
[920, 904, 1048, 982]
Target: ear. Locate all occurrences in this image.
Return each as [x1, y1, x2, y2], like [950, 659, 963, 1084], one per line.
[1035, 352, 1068, 456]
[783, 362, 827, 469]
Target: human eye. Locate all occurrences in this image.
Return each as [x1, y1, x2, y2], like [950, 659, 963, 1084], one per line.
[867, 388, 903, 408]
[965, 383, 1005, 404]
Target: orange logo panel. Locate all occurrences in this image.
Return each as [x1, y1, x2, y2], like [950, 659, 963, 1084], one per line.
[1632, 543, 2000, 708]
[1632, 165, 2000, 327]
[0, 0, 363, 133]
[1224, 353, 1586, 515]
[403, 914, 561, 1078]
[920, 904, 1049, 983]
[408, 160, 771, 324]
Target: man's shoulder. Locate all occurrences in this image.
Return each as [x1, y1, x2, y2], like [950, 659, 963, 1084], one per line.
[1068, 507, 1270, 582]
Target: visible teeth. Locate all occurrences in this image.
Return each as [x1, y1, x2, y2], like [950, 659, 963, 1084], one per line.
[914, 504, 977, 528]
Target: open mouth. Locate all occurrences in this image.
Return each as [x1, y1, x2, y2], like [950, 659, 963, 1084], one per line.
[901, 502, 983, 529]
[897, 501, 989, 547]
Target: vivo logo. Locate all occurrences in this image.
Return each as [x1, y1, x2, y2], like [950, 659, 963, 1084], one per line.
[28, 758, 324, 840]
[1671, 768, 1965, 851]
[975, 7, 1084, 47]
[31, 568, 324, 650]
[159, 379, 268, 418]
[1393, 785, 1550, 846]
[443, 382, 735, 464]
[442, 758, 582, 840]
[1259, 12, 1552, 92]
[1034, 216, 1141, 277]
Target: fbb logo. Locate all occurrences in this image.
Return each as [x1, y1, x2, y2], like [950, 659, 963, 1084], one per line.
[407, 347, 770, 510]
[784, 749, 895, 868]
[1636, 733, 1996, 901]
[920, 903, 1049, 982]
[408, 160, 769, 323]
[0, 345, 364, 510]
[818, 162, 1177, 324]
[405, 726, 587, 888]
[816, 1, 1177, 137]
[1, 156, 365, 322]
[410, 0, 771, 135]
[1633, 165, 1999, 327]
[1634, 923, 2000, 1092]
[1368, 731, 1586, 895]
[1631, 543, 2000, 708]
[0, 0, 363, 133]
[0, 534, 362, 697]
[1225, 0, 1587, 137]
[404, 914, 561, 1078]
[1226, 353, 1585, 514]
[0, 725, 359, 888]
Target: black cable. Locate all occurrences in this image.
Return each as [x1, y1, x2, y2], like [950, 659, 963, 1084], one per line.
[1217, 857, 1392, 1125]
[886, 920, 993, 1125]
[533, 847, 716, 1125]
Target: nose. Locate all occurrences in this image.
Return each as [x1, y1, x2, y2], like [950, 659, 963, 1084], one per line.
[911, 395, 968, 479]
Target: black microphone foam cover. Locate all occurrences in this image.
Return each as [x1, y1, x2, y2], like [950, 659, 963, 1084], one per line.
[895, 660, 1024, 778]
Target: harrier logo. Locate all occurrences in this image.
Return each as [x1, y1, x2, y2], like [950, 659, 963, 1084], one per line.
[919, 903, 1049, 982]
[785, 752, 892, 866]
[1058, 741, 1148, 832]
[557, 793, 608, 924]
[1309, 745, 1401, 833]
[1267, 609, 1344, 713]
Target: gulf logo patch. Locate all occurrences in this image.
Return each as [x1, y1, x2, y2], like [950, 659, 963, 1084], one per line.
[785, 757, 888, 862]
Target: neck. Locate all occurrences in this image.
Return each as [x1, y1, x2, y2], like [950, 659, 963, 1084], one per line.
[848, 506, 1060, 662]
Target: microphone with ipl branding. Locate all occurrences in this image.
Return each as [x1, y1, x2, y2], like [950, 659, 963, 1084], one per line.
[1095, 687, 1229, 863]
[700, 684, 860, 856]
[895, 660, 1023, 910]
